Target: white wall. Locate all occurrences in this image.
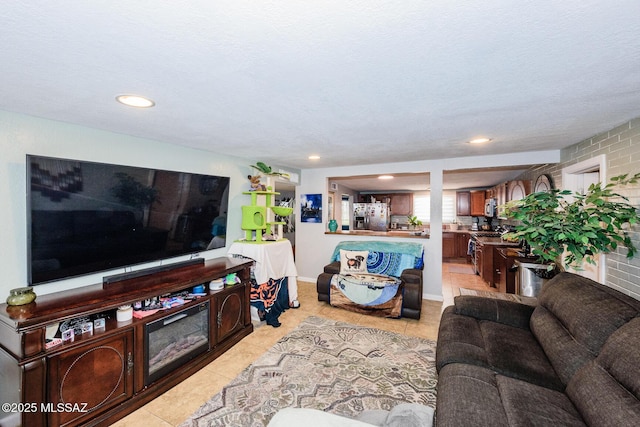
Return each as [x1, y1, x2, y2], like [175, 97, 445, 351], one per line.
[295, 151, 561, 301]
[0, 109, 561, 302]
[0, 110, 259, 297]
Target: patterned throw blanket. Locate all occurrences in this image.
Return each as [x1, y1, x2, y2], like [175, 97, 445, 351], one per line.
[330, 241, 424, 278]
[330, 274, 403, 318]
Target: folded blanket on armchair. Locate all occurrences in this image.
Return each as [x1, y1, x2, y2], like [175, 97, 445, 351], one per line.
[330, 274, 403, 318]
[330, 241, 424, 277]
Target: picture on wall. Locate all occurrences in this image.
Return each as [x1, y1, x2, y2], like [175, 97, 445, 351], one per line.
[300, 193, 322, 223]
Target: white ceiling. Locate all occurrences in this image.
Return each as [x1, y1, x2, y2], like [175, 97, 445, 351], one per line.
[2, 1, 640, 174]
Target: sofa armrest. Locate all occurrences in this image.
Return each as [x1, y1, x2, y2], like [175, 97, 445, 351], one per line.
[401, 268, 422, 283]
[454, 295, 535, 330]
[323, 261, 341, 274]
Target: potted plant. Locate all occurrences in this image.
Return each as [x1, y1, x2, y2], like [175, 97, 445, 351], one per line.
[407, 215, 423, 230]
[502, 173, 640, 271]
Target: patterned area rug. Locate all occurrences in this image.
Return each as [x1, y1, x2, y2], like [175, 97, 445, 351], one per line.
[179, 316, 437, 427]
[459, 287, 538, 306]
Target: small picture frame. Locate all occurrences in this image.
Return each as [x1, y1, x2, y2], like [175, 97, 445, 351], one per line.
[93, 318, 106, 331]
[62, 328, 75, 343]
[300, 193, 322, 223]
[81, 322, 94, 335]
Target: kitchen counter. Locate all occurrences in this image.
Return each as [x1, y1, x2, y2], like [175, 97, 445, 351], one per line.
[496, 247, 538, 259]
[474, 236, 520, 246]
[325, 230, 429, 239]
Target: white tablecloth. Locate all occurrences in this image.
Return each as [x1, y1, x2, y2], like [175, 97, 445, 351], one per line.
[228, 240, 298, 302]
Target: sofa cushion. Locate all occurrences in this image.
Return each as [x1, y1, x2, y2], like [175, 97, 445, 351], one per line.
[436, 363, 510, 427]
[566, 317, 640, 427]
[436, 306, 488, 371]
[496, 375, 585, 426]
[481, 321, 563, 390]
[454, 296, 535, 330]
[437, 298, 563, 390]
[436, 363, 586, 427]
[531, 273, 640, 386]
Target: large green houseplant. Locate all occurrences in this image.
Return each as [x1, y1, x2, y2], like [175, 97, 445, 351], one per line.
[502, 173, 640, 270]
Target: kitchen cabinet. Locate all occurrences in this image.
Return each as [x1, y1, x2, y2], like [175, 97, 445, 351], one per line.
[442, 232, 456, 258]
[474, 238, 520, 287]
[443, 232, 471, 260]
[457, 191, 489, 217]
[456, 191, 471, 216]
[470, 191, 486, 216]
[496, 248, 519, 294]
[358, 193, 413, 216]
[456, 232, 471, 259]
[493, 182, 508, 218]
[507, 180, 532, 202]
[476, 243, 484, 277]
[390, 193, 413, 216]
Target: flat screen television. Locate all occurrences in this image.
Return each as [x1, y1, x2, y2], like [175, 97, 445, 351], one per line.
[27, 154, 230, 285]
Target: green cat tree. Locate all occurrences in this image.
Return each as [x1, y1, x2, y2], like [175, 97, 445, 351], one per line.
[241, 187, 293, 244]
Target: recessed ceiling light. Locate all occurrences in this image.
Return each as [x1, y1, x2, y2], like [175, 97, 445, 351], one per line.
[378, 175, 394, 180]
[468, 137, 492, 144]
[308, 155, 320, 160]
[116, 94, 155, 108]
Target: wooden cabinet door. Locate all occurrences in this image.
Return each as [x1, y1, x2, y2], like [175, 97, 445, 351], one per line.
[496, 183, 508, 218]
[442, 232, 456, 259]
[456, 191, 471, 216]
[390, 194, 413, 216]
[482, 246, 494, 285]
[470, 191, 486, 216]
[476, 244, 484, 277]
[456, 233, 471, 258]
[47, 329, 134, 427]
[215, 285, 245, 344]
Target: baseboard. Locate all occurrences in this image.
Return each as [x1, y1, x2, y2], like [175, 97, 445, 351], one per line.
[423, 292, 444, 302]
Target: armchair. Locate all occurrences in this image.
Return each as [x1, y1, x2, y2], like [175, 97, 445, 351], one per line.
[316, 241, 424, 319]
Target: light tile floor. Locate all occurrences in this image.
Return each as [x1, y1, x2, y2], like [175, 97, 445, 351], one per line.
[113, 261, 493, 426]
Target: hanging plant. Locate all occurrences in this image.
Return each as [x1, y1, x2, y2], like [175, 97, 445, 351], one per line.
[502, 173, 640, 270]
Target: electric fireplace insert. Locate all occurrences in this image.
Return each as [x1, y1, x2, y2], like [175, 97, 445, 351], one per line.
[144, 301, 210, 386]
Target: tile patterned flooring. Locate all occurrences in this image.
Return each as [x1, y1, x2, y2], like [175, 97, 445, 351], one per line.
[112, 261, 494, 426]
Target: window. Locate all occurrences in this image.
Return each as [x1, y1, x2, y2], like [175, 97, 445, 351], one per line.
[412, 192, 456, 224]
[341, 195, 350, 230]
[442, 191, 457, 223]
[413, 194, 430, 223]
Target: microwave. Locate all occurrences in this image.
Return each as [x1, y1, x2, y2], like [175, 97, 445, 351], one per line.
[484, 198, 496, 217]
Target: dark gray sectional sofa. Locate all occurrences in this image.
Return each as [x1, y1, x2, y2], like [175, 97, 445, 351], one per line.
[435, 272, 640, 426]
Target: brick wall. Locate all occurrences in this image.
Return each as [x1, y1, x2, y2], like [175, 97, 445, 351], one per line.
[516, 116, 640, 299]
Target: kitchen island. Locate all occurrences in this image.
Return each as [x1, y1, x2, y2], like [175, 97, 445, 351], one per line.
[474, 236, 520, 287]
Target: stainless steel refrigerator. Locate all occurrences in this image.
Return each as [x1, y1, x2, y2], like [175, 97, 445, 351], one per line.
[353, 203, 389, 231]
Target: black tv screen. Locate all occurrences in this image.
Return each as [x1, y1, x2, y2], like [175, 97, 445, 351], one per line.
[27, 155, 230, 285]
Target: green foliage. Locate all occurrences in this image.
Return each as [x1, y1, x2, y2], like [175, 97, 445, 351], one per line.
[250, 162, 289, 178]
[407, 215, 422, 226]
[502, 173, 640, 270]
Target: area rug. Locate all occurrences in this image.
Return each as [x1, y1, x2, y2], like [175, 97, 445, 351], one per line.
[459, 287, 538, 306]
[179, 316, 437, 427]
[447, 265, 475, 275]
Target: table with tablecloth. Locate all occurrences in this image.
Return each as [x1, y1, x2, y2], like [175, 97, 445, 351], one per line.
[227, 239, 298, 326]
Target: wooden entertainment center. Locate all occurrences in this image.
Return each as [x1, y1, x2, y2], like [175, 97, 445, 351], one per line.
[0, 257, 253, 427]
